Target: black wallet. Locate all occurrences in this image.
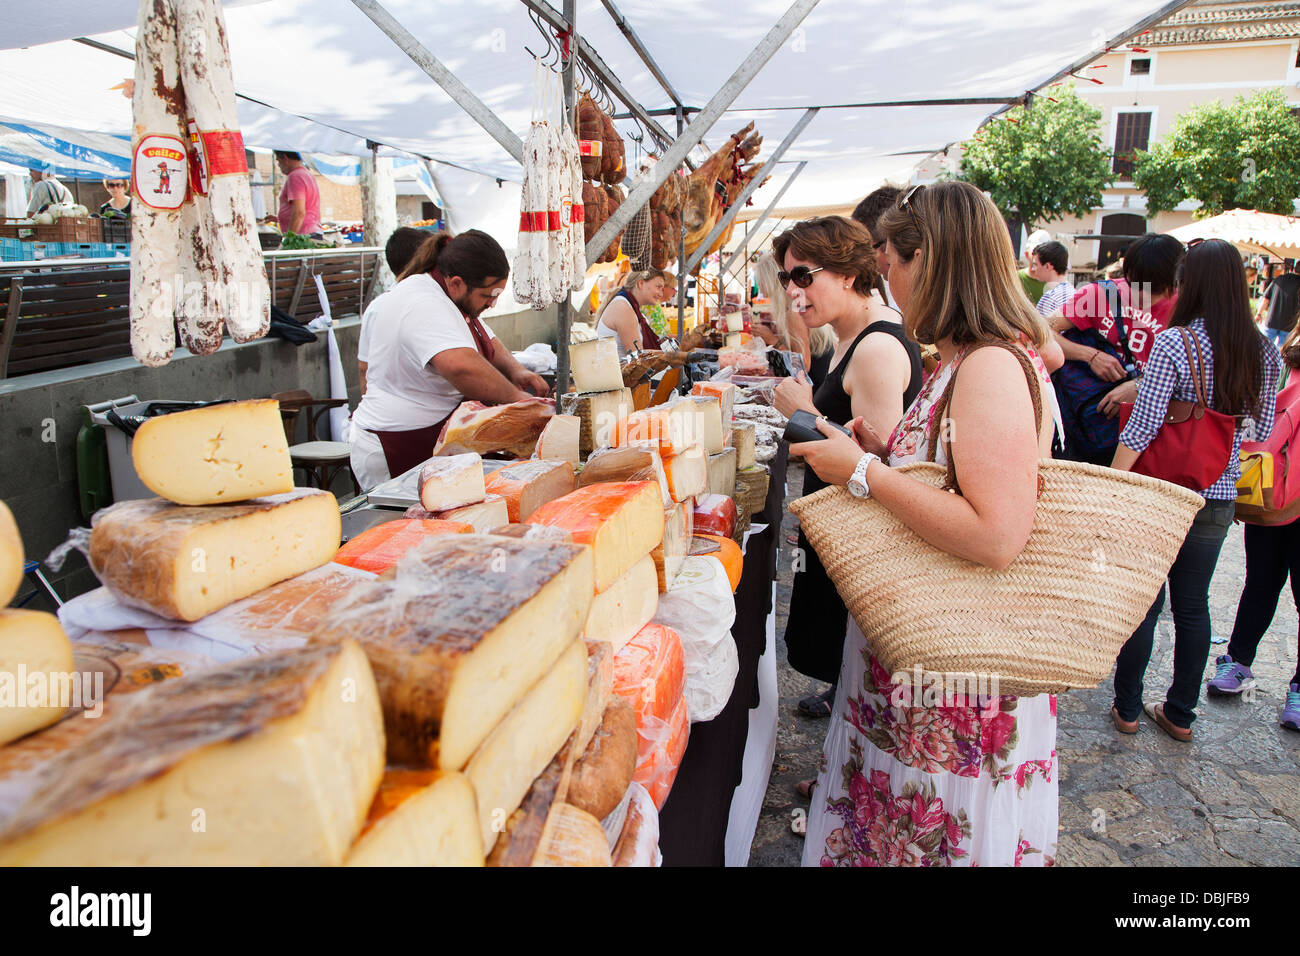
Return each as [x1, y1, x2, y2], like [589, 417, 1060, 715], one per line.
[782, 409, 851, 444]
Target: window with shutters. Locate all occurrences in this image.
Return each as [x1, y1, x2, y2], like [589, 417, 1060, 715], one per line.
[1112, 111, 1153, 179]
[1129, 58, 1151, 75]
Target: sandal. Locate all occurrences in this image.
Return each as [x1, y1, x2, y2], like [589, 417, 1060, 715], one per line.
[797, 687, 834, 718]
[796, 778, 816, 799]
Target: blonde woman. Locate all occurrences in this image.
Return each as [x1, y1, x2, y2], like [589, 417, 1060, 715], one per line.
[753, 252, 836, 385]
[595, 269, 667, 357]
[791, 182, 1058, 867]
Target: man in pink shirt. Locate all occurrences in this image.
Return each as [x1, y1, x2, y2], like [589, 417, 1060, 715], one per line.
[274, 150, 322, 237]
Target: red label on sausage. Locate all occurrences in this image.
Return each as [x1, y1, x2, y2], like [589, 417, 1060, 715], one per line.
[519, 210, 564, 232]
[578, 139, 603, 157]
[201, 129, 247, 177]
[570, 203, 585, 223]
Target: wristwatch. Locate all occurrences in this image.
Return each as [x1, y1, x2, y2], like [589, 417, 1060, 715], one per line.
[848, 452, 880, 499]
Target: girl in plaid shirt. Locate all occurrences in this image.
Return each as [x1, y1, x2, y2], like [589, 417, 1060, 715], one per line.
[1110, 239, 1282, 741]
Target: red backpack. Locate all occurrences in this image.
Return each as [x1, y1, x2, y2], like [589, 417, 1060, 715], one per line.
[1237, 375, 1300, 526]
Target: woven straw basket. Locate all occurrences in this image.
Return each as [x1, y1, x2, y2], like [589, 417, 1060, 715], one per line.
[789, 460, 1205, 697]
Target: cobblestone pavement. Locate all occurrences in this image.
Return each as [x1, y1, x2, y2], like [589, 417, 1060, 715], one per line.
[750, 461, 1300, 867]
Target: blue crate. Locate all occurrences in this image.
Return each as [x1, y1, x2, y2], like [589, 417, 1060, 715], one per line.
[65, 242, 98, 259]
[109, 243, 130, 258]
[0, 237, 24, 261]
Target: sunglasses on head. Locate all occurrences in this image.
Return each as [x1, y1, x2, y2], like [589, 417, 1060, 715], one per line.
[106, 181, 127, 188]
[900, 184, 925, 231]
[777, 265, 824, 289]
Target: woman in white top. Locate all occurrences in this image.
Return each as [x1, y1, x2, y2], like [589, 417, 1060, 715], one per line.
[350, 229, 548, 488]
[594, 270, 667, 358]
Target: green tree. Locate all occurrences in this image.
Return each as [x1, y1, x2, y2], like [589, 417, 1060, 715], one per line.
[1134, 89, 1300, 217]
[957, 84, 1114, 228]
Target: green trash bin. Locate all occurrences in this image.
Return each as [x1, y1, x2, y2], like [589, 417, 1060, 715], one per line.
[76, 397, 141, 521]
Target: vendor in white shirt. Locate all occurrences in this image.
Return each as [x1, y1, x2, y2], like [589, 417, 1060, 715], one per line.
[350, 229, 549, 489]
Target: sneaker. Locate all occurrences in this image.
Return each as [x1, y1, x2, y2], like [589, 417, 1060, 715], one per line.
[1207, 654, 1255, 696]
[1283, 684, 1300, 732]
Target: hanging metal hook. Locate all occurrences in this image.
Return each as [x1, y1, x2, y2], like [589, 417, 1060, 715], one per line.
[523, 10, 558, 70]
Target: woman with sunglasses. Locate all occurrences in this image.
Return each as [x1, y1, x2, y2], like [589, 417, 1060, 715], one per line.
[99, 177, 132, 219]
[791, 182, 1059, 866]
[772, 217, 922, 729]
[1111, 238, 1281, 742]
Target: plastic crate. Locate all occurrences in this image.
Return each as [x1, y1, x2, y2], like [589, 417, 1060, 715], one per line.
[99, 216, 132, 244]
[109, 242, 131, 258]
[0, 217, 100, 243]
[65, 242, 97, 259]
[0, 236, 25, 261]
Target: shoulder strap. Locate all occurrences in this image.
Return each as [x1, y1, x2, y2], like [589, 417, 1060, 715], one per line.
[926, 340, 1044, 494]
[1178, 326, 1211, 410]
[1100, 280, 1136, 369]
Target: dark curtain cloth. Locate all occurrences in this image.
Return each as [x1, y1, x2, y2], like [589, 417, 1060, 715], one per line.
[659, 444, 788, 866]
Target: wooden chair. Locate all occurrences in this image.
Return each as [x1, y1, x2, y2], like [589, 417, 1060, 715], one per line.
[271, 389, 359, 495]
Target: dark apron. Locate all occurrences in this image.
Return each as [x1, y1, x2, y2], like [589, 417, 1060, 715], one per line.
[618, 288, 663, 350]
[368, 269, 496, 478]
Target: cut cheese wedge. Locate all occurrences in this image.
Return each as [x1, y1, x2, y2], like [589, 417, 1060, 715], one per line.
[0, 610, 75, 746]
[346, 770, 483, 867]
[486, 748, 569, 867]
[578, 445, 671, 508]
[87, 490, 341, 622]
[535, 415, 580, 467]
[662, 446, 708, 502]
[433, 400, 554, 458]
[559, 388, 633, 453]
[730, 421, 756, 469]
[0, 501, 21, 607]
[570, 337, 623, 392]
[311, 534, 594, 770]
[334, 519, 472, 574]
[651, 502, 691, 592]
[529, 482, 665, 592]
[583, 554, 658, 652]
[464, 638, 586, 855]
[433, 494, 509, 533]
[613, 403, 697, 456]
[537, 804, 612, 867]
[130, 399, 293, 505]
[689, 395, 725, 455]
[707, 447, 737, 497]
[691, 381, 735, 426]
[484, 459, 577, 523]
[418, 452, 486, 512]
[0, 641, 385, 865]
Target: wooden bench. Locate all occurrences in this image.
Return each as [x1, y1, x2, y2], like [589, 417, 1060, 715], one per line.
[0, 264, 133, 378]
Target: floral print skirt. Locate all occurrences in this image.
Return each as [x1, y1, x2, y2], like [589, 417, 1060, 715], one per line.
[803, 620, 1058, 867]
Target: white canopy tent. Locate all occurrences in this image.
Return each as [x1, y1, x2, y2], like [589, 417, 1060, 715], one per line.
[1168, 209, 1300, 260]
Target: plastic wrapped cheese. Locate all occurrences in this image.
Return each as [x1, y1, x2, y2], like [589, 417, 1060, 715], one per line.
[433, 399, 555, 458]
[692, 494, 738, 538]
[613, 782, 661, 867]
[537, 804, 612, 867]
[612, 623, 685, 735]
[333, 519, 473, 574]
[696, 533, 742, 592]
[653, 556, 738, 723]
[529, 482, 664, 591]
[635, 694, 689, 810]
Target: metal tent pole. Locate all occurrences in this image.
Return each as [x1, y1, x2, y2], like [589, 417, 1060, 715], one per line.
[719, 160, 807, 276]
[555, 0, 577, 396]
[676, 106, 686, 343]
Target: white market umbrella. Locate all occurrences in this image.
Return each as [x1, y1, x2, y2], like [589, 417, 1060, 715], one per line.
[1168, 209, 1300, 259]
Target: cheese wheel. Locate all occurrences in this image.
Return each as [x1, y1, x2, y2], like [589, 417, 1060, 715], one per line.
[612, 623, 685, 732]
[692, 494, 738, 538]
[131, 400, 292, 505]
[0, 500, 23, 607]
[432, 494, 510, 533]
[529, 482, 665, 591]
[636, 694, 689, 810]
[333, 519, 473, 574]
[696, 533, 742, 591]
[567, 698, 637, 820]
[0, 610, 75, 746]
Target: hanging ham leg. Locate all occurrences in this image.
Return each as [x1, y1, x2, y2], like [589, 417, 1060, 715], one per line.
[129, 0, 188, 367]
[174, 0, 270, 346]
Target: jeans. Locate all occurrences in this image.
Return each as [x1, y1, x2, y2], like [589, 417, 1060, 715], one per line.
[1227, 521, 1300, 686]
[1113, 499, 1236, 728]
[1265, 326, 1289, 348]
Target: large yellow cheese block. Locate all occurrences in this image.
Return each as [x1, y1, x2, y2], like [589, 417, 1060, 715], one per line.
[0, 501, 21, 607]
[535, 415, 580, 466]
[529, 482, 666, 592]
[0, 610, 75, 746]
[87, 490, 341, 622]
[131, 399, 293, 505]
[464, 638, 586, 855]
[559, 388, 633, 453]
[311, 534, 594, 770]
[663, 446, 708, 502]
[583, 555, 658, 652]
[570, 337, 623, 392]
[346, 769, 483, 867]
[689, 395, 725, 455]
[0, 642, 385, 865]
[484, 459, 577, 523]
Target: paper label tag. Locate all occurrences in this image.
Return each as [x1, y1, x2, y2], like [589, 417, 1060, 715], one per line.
[578, 139, 603, 157]
[201, 129, 248, 177]
[132, 134, 188, 210]
[187, 121, 209, 196]
[519, 210, 564, 232]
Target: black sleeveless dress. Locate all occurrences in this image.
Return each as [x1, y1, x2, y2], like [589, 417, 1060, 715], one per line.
[785, 319, 923, 683]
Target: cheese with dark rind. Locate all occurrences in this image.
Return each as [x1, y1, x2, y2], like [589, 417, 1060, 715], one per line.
[464, 638, 586, 854]
[612, 782, 661, 867]
[528, 482, 665, 591]
[567, 698, 637, 820]
[0, 641, 385, 865]
[346, 770, 483, 867]
[0, 501, 20, 607]
[733, 464, 769, 516]
[311, 534, 595, 770]
[583, 555, 658, 651]
[0, 610, 75, 746]
[484, 459, 577, 523]
[334, 519, 472, 574]
[559, 388, 633, 453]
[130, 400, 293, 505]
[578, 445, 672, 508]
[417, 452, 486, 512]
[87, 490, 341, 622]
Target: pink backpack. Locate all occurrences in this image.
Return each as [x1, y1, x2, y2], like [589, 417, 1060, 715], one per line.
[1237, 376, 1300, 526]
